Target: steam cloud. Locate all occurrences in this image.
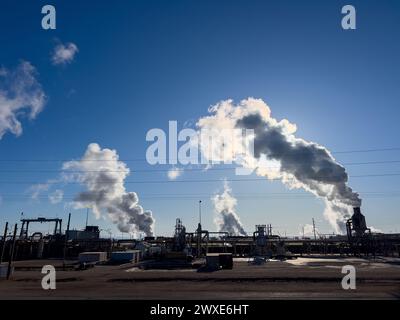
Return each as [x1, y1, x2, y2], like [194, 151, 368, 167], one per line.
[52, 42, 79, 65]
[300, 223, 318, 237]
[198, 98, 361, 233]
[63, 143, 155, 236]
[49, 189, 64, 204]
[212, 181, 247, 236]
[0, 61, 46, 139]
[167, 167, 183, 180]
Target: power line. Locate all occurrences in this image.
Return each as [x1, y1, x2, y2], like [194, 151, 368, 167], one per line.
[2, 197, 400, 203]
[0, 160, 400, 174]
[0, 172, 399, 184]
[3, 190, 399, 197]
[333, 147, 400, 154]
[2, 192, 400, 200]
[0, 147, 399, 163]
[345, 160, 400, 166]
[0, 160, 400, 173]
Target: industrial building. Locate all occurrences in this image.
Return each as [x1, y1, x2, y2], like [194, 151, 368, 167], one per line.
[0, 207, 399, 275]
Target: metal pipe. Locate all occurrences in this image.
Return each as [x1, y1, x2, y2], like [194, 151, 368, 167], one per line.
[19, 221, 25, 238]
[7, 224, 18, 280]
[63, 213, 71, 270]
[0, 222, 8, 264]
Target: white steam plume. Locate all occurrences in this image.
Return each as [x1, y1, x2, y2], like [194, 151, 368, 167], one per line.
[300, 223, 318, 237]
[49, 189, 64, 204]
[197, 98, 361, 233]
[52, 42, 79, 65]
[167, 167, 183, 180]
[212, 181, 247, 236]
[0, 61, 46, 139]
[63, 143, 155, 236]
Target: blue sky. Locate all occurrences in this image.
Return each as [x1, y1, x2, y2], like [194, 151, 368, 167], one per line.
[0, 0, 399, 237]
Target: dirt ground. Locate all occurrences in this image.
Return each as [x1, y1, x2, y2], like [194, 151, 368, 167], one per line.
[1, 257, 400, 299]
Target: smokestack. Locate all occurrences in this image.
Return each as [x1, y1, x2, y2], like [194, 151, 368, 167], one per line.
[351, 207, 367, 236]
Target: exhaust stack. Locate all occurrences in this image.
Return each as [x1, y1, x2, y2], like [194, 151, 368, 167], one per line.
[347, 207, 368, 239]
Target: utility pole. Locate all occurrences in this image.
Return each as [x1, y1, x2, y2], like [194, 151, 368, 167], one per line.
[85, 208, 89, 228]
[312, 218, 317, 240]
[0, 222, 8, 264]
[63, 213, 71, 270]
[198, 200, 202, 226]
[7, 224, 18, 280]
[197, 200, 202, 258]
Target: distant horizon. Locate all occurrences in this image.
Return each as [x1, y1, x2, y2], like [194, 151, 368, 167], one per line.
[1, 0, 400, 238]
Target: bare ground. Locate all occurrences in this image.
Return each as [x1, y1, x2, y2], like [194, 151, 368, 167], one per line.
[1, 257, 400, 299]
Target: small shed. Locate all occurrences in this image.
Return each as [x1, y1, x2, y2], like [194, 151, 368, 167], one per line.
[78, 252, 108, 264]
[218, 253, 233, 269]
[206, 253, 233, 270]
[111, 250, 141, 263]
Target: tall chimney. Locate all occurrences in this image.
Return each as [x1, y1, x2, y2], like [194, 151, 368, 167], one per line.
[352, 207, 367, 236]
